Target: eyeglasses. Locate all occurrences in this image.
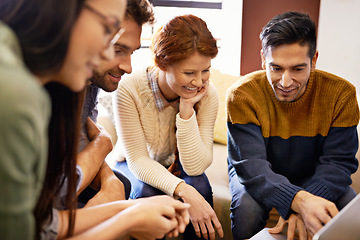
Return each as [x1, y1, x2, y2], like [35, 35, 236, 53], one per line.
[83, 4, 125, 46]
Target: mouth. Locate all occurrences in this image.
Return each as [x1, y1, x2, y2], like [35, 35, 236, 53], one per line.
[276, 86, 297, 94]
[184, 86, 198, 91]
[108, 72, 122, 83]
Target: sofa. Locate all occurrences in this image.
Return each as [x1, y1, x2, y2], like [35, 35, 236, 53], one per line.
[97, 69, 360, 240]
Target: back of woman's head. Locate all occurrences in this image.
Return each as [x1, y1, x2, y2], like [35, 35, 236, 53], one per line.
[151, 14, 218, 70]
[0, 0, 85, 76]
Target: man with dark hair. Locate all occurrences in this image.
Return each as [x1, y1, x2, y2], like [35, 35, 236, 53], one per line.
[77, 0, 155, 206]
[227, 11, 359, 239]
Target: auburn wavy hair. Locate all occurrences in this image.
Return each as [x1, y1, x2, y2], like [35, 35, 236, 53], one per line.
[151, 14, 218, 70]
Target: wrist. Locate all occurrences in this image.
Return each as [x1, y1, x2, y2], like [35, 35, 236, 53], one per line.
[174, 181, 195, 201]
[179, 100, 195, 120]
[291, 190, 312, 213]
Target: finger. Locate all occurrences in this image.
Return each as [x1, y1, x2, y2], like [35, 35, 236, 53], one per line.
[297, 217, 307, 240]
[204, 219, 216, 240]
[167, 230, 174, 238]
[171, 201, 191, 211]
[171, 225, 179, 237]
[327, 203, 339, 218]
[212, 216, 224, 238]
[268, 217, 286, 234]
[287, 216, 296, 240]
[163, 216, 178, 237]
[308, 229, 314, 239]
[319, 213, 332, 226]
[180, 207, 190, 226]
[199, 222, 209, 240]
[175, 211, 186, 234]
[191, 220, 202, 239]
[307, 230, 312, 240]
[159, 205, 177, 219]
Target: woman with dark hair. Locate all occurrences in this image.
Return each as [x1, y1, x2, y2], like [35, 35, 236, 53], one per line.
[113, 14, 224, 240]
[0, 0, 122, 238]
[0, 0, 189, 239]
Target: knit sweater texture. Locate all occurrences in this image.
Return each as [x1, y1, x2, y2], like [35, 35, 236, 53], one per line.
[227, 69, 359, 219]
[113, 68, 219, 196]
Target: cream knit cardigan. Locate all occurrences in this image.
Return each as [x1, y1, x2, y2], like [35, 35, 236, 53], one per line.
[112, 68, 219, 196]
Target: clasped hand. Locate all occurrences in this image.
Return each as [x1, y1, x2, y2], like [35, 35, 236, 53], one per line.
[269, 191, 339, 240]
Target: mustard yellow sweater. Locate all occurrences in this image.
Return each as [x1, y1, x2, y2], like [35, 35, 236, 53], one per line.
[227, 69, 359, 219]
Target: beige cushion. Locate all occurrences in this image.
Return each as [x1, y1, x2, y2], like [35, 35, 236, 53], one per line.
[210, 69, 241, 145]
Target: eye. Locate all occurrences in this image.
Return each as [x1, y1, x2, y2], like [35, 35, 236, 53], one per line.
[270, 66, 282, 72]
[115, 48, 126, 56]
[202, 69, 210, 73]
[103, 24, 113, 35]
[294, 67, 305, 72]
[184, 72, 194, 75]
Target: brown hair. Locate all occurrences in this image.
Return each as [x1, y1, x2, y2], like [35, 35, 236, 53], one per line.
[35, 83, 84, 239]
[126, 0, 155, 26]
[151, 14, 218, 70]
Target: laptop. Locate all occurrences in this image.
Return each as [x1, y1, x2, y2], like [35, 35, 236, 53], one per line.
[250, 228, 288, 240]
[313, 193, 360, 240]
[251, 193, 360, 240]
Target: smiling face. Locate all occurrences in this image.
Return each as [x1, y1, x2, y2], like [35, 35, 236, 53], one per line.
[52, 0, 126, 92]
[261, 42, 318, 102]
[158, 51, 212, 101]
[90, 16, 142, 92]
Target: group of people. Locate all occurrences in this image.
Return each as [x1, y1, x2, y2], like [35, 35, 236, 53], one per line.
[0, 0, 358, 240]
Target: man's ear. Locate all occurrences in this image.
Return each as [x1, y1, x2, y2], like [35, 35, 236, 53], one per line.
[311, 50, 319, 71]
[260, 49, 266, 70]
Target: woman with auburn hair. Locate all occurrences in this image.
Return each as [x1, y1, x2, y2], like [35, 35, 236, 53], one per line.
[113, 14, 224, 240]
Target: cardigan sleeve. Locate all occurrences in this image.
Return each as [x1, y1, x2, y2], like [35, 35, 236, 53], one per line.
[176, 84, 218, 176]
[113, 72, 184, 196]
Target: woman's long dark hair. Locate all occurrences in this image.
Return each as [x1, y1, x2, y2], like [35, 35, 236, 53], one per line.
[0, 0, 85, 76]
[36, 83, 84, 239]
[1, 0, 86, 238]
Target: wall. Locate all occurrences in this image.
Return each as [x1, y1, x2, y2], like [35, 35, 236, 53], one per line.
[316, 0, 360, 91]
[240, 0, 320, 75]
[131, 1, 243, 76]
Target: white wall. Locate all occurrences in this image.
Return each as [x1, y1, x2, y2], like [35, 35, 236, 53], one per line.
[317, 0, 360, 91]
[131, 1, 243, 76]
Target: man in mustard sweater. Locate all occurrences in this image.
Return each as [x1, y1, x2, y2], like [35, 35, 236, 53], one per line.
[227, 11, 359, 239]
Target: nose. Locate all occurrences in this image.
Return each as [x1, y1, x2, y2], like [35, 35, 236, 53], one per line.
[191, 73, 203, 87]
[280, 70, 293, 88]
[118, 54, 132, 74]
[100, 44, 115, 61]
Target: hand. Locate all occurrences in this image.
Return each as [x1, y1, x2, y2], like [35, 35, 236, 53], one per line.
[179, 81, 209, 120]
[269, 214, 312, 240]
[127, 196, 190, 240]
[86, 117, 113, 153]
[77, 119, 113, 194]
[175, 182, 224, 240]
[138, 195, 190, 236]
[291, 191, 339, 236]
